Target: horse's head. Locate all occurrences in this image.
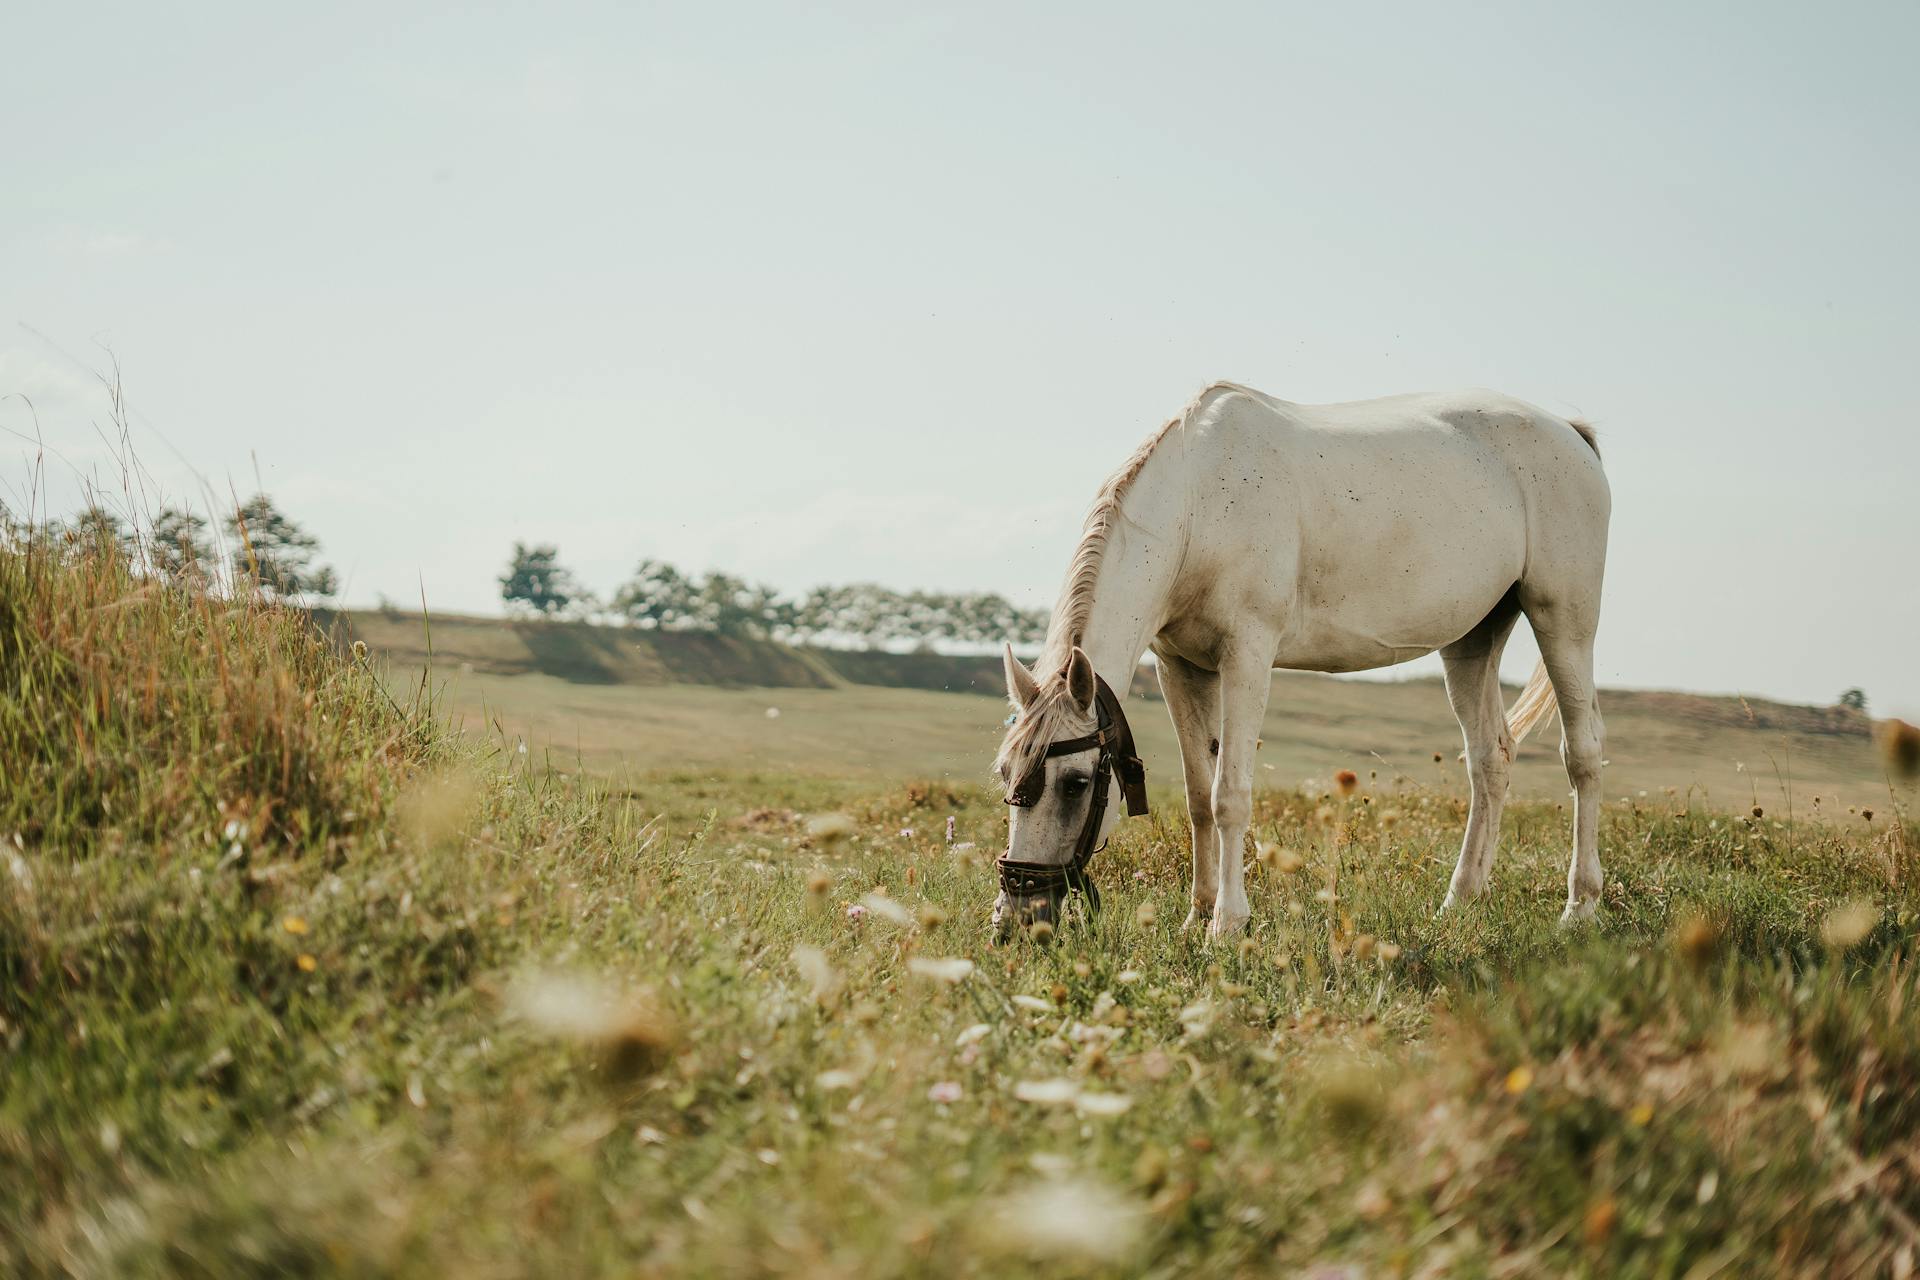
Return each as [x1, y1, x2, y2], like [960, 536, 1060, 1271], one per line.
[991, 643, 1146, 940]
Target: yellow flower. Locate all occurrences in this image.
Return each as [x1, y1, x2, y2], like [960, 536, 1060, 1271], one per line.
[282, 916, 309, 935]
[1504, 1066, 1534, 1095]
[1628, 1101, 1655, 1126]
[296, 953, 317, 972]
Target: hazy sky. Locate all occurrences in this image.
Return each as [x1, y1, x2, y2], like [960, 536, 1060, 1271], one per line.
[5, 1, 1917, 715]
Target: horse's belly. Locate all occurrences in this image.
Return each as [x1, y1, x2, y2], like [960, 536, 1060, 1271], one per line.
[1279, 512, 1525, 672]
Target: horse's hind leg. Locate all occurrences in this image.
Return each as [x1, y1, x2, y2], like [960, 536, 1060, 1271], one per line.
[1533, 621, 1605, 922]
[1517, 575, 1606, 923]
[1438, 592, 1523, 911]
[1155, 647, 1222, 931]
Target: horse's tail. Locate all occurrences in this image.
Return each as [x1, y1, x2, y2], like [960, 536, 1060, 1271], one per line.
[1506, 659, 1559, 746]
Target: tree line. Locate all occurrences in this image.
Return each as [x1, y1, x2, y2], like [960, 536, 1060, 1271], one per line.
[500, 544, 1049, 648]
[2, 495, 338, 597]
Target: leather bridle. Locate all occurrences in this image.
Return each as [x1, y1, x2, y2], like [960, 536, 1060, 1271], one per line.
[998, 673, 1148, 916]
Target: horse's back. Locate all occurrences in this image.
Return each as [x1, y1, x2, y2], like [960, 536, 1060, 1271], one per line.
[1173, 384, 1607, 672]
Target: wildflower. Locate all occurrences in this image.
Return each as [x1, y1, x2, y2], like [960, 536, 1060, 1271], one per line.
[1075, 1091, 1132, 1117]
[806, 870, 833, 898]
[978, 1178, 1145, 1263]
[928, 1081, 963, 1104]
[806, 812, 857, 848]
[1011, 994, 1052, 1012]
[1013, 1079, 1081, 1106]
[296, 953, 317, 972]
[1751, 805, 1764, 819]
[1134, 900, 1157, 927]
[1628, 1102, 1655, 1127]
[1504, 1065, 1534, 1095]
[765, 706, 780, 719]
[282, 916, 309, 935]
[908, 956, 975, 984]
[917, 904, 949, 929]
[816, 1068, 859, 1091]
[1821, 900, 1878, 950]
[844, 903, 867, 923]
[1334, 770, 1360, 796]
[955, 1023, 991, 1047]
[505, 969, 677, 1079]
[1116, 969, 1143, 984]
[1878, 719, 1920, 780]
[791, 944, 838, 1002]
[1584, 1196, 1619, 1246]
[1673, 913, 1721, 968]
[1027, 921, 1055, 944]
[945, 816, 956, 843]
[350, 639, 368, 663]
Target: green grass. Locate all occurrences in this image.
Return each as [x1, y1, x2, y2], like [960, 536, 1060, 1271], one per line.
[6, 536, 1920, 1276]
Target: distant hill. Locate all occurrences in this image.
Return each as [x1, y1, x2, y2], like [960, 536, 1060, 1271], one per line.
[321, 608, 1870, 740]
[318, 609, 1896, 815]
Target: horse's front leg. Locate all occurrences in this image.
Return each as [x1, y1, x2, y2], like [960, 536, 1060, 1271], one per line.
[1156, 650, 1223, 931]
[1209, 651, 1275, 940]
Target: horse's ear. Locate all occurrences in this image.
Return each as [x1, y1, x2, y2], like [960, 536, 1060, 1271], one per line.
[1065, 646, 1096, 713]
[1003, 642, 1039, 709]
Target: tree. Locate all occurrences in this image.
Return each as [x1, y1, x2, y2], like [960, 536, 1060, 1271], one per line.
[69, 505, 137, 562]
[1838, 688, 1868, 713]
[499, 543, 580, 616]
[614, 559, 697, 630]
[227, 494, 337, 598]
[149, 507, 214, 584]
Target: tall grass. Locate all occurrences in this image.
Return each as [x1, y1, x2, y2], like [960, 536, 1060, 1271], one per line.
[4, 525, 1920, 1276]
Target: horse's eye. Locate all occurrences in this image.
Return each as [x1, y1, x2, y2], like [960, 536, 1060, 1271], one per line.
[1061, 773, 1090, 798]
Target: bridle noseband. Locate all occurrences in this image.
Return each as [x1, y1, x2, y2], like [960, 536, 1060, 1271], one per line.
[998, 673, 1148, 916]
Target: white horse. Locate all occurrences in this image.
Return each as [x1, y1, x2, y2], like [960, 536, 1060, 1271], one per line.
[994, 381, 1609, 939]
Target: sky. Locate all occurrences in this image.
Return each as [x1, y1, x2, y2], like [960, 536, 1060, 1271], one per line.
[4, 1, 1917, 716]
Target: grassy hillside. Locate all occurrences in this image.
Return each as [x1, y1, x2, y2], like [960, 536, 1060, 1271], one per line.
[8, 552, 1920, 1276]
[333, 608, 1895, 816]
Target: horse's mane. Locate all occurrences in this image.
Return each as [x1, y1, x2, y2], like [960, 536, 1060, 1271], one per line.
[993, 385, 1216, 791]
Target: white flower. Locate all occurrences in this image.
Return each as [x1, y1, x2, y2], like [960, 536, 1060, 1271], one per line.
[955, 1023, 992, 1047]
[927, 1081, 963, 1104]
[979, 1179, 1145, 1262]
[1013, 1079, 1081, 1106]
[908, 956, 975, 984]
[816, 1068, 859, 1091]
[1074, 1091, 1133, 1117]
[1011, 994, 1052, 1013]
[858, 893, 915, 927]
[1178, 1000, 1216, 1039]
[791, 944, 838, 1001]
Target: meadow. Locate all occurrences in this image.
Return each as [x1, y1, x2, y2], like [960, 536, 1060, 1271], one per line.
[5, 542, 1920, 1277]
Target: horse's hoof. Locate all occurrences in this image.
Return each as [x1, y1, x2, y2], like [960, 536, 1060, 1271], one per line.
[1207, 908, 1250, 941]
[1559, 899, 1598, 928]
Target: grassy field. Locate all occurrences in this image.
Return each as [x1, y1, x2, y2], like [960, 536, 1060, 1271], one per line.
[7, 548, 1920, 1276]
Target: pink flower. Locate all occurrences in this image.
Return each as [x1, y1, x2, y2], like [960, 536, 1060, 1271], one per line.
[899, 828, 915, 838]
[845, 904, 867, 923]
[945, 817, 957, 843]
[928, 1081, 963, 1104]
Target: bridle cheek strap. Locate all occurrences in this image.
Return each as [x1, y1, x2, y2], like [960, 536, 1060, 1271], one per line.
[997, 673, 1148, 912]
